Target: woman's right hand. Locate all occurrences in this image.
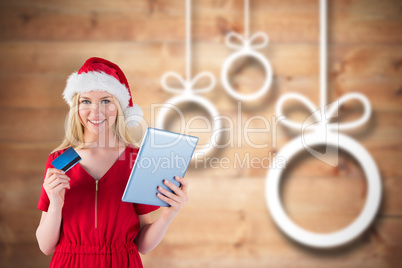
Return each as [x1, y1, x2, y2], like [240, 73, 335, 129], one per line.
[43, 168, 70, 209]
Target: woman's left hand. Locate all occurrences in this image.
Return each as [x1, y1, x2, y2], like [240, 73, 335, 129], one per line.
[157, 176, 188, 221]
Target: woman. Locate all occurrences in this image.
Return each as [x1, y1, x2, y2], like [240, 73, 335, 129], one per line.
[36, 57, 188, 267]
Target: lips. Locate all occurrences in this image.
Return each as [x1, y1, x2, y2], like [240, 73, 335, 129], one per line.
[88, 119, 106, 125]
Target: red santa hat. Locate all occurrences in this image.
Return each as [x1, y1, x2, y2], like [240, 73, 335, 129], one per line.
[63, 57, 142, 127]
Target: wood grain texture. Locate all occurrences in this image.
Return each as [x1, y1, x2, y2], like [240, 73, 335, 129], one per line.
[0, 42, 400, 112]
[0, 0, 401, 267]
[0, 0, 401, 43]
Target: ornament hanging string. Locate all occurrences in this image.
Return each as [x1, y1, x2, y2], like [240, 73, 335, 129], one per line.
[157, 0, 221, 160]
[276, 0, 371, 132]
[220, 0, 273, 102]
[266, 0, 381, 248]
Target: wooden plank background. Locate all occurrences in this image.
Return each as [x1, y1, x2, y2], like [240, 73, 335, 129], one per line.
[0, 0, 401, 267]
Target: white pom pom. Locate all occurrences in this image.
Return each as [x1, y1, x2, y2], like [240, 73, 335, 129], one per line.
[124, 104, 143, 127]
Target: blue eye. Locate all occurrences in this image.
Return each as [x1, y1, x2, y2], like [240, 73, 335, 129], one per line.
[101, 100, 110, 104]
[81, 100, 90, 104]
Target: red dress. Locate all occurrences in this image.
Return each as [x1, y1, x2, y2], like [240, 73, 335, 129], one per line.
[37, 146, 159, 268]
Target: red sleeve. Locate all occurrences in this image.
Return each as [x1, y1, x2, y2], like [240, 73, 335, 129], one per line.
[133, 204, 160, 215]
[37, 152, 57, 212]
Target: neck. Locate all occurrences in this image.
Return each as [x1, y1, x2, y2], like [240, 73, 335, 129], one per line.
[82, 129, 124, 150]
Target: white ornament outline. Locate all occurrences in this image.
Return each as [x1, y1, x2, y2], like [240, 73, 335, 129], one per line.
[265, 0, 382, 248]
[221, 0, 273, 102]
[156, 0, 222, 160]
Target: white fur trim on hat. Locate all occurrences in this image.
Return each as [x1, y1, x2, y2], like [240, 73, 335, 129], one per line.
[124, 104, 143, 127]
[63, 71, 131, 109]
[63, 71, 143, 127]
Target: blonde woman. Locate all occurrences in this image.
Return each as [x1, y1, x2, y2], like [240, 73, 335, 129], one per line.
[36, 57, 188, 267]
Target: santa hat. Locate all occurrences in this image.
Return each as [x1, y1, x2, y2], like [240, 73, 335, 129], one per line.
[63, 57, 143, 127]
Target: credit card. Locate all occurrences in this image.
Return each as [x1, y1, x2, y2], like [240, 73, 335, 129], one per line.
[51, 147, 82, 172]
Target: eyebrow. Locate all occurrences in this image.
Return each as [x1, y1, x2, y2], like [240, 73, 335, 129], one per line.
[79, 96, 112, 100]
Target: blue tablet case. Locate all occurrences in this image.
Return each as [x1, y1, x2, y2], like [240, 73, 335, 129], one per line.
[122, 127, 198, 207]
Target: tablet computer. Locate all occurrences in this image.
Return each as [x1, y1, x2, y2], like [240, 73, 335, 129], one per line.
[122, 127, 199, 207]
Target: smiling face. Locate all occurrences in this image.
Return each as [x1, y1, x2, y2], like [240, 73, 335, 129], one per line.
[78, 91, 118, 136]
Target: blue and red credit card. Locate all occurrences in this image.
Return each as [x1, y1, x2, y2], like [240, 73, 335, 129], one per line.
[51, 147, 82, 172]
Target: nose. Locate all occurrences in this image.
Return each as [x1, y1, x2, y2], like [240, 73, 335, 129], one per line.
[89, 103, 105, 117]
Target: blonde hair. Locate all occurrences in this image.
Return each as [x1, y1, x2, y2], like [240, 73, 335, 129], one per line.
[52, 93, 135, 153]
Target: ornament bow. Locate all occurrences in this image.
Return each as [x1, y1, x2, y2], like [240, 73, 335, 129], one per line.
[160, 71, 216, 95]
[225, 31, 269, 51]
[276, 92, 372, 132]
